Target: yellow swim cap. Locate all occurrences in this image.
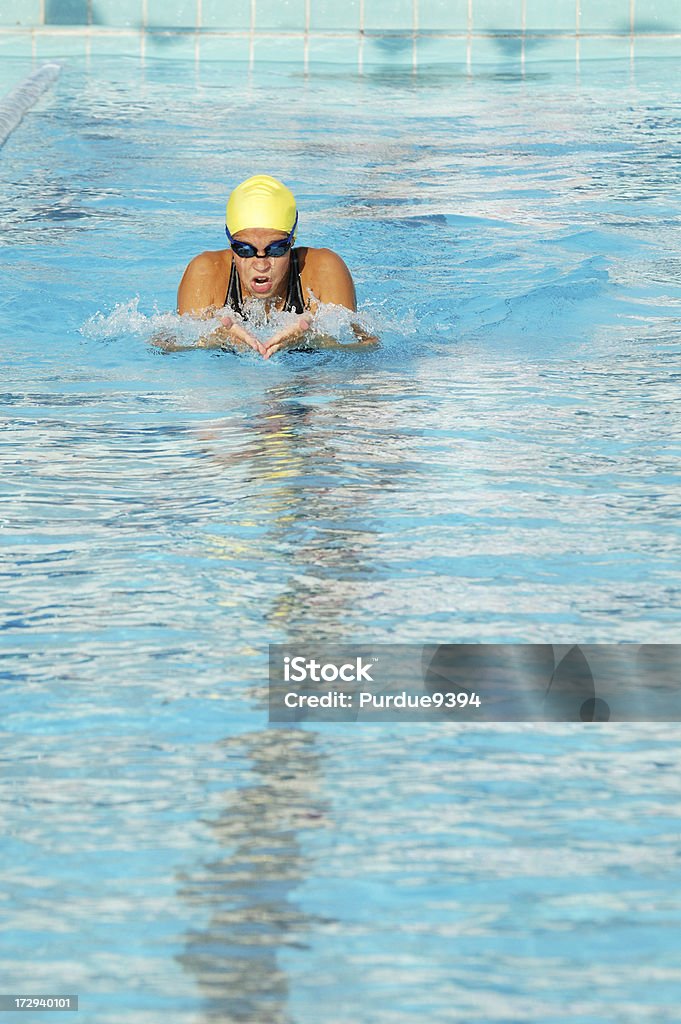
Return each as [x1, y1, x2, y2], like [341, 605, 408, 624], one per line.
[226, 175, 297, 236]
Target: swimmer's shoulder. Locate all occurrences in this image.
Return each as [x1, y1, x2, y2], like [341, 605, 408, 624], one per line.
[297, 246, 357, 311]
[178, 248, 232, 315]
[184, 247, 232, 278]
[298, 245, 349, 274]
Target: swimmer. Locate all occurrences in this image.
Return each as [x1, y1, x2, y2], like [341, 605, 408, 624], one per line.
[177, 174, 376, 357]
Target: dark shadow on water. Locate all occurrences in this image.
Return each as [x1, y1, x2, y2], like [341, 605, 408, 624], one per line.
[45, 0, 102, 24]
[45, 0, 88, 23]
[176, 728, 330, 1023]
[146, 30, 194, 48]
[43, 1, 197, 35]
[368, 31, 414, 57]
[43, 0, 196, 43]
[301, 63, 553, 88]
[486, 36, 525, 60]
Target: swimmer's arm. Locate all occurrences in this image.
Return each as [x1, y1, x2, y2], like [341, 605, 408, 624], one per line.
[150, 322, 229, 352]
[311, 248, 358, 311]
[314, 327, 379, 348]
[261, 321, 378, 358]
[175, 256, 266, 354]
[152, 315, 267, 356]
[308, 250, 379, 346]
[295, 331, 378, 350]
[177, 252, 224, 316]
[349, 323, 380, 346]
[152, 299, 223, 351]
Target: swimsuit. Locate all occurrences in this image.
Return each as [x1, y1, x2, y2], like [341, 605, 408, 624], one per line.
[224, 248, 306, 315]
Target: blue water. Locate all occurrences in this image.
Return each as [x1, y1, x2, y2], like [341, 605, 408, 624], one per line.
[2, 54, 681, 1022]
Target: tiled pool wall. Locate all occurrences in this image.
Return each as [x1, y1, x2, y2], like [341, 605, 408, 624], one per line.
[0, 0, 680, 65]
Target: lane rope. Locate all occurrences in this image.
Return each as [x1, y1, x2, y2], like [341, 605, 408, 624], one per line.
[0, 63, 61, 148]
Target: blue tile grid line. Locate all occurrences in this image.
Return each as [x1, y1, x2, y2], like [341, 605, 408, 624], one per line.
[0, 0, 680, 66]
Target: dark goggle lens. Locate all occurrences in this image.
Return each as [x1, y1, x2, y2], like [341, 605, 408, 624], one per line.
[225, 213, 298, 258]
[228, 238, 293, 259]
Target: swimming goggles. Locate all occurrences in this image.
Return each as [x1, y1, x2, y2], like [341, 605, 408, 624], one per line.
[225, 213, 298, 259]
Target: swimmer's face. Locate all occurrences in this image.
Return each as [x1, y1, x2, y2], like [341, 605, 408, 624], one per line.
[231, 228, 292, 301]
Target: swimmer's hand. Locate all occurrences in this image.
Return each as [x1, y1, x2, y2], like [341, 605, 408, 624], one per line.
[261, 318, 379, 358]
[154, 314, 377, 356]
[213, 316, 267, 356]
[350, 323, 380, 347]
[261, 316, 313, 359]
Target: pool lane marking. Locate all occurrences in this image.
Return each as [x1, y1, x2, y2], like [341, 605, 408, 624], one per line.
[0, 63, 61, 150]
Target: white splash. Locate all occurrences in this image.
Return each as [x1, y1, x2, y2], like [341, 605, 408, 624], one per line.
[81, 297, 205, 343]
[81, 296, 388, 350]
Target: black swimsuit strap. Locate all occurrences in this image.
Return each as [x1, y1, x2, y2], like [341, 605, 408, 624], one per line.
[224, 248, 305, 316]
[225, 257, 243, 313]
[285, 249, 306, 315]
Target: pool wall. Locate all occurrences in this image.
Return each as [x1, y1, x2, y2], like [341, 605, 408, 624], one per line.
[0, 0, 680, 64]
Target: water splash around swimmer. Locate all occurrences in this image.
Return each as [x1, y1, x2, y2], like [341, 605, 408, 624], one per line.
[80, 296, 385, 352]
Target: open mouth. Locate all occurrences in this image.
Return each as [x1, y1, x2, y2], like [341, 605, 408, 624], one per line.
[251, 275, 271, 292]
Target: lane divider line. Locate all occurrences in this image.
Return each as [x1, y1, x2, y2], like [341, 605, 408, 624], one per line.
[0, 63, 61, 149]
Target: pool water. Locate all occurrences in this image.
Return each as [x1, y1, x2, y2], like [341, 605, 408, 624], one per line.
[2, 54, 681, 1022]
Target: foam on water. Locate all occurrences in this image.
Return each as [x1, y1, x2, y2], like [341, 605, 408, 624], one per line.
[80, 295, 397, 351]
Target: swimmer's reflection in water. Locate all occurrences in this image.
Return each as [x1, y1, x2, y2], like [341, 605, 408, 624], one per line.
[162, 174, 378, 357]
[175, 729, 330, 1024]
[195, 379, 384, 639]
